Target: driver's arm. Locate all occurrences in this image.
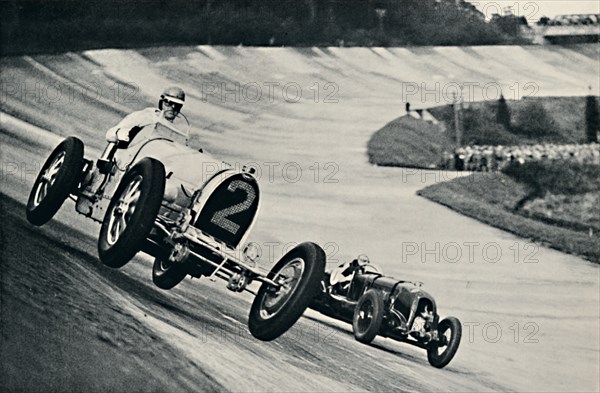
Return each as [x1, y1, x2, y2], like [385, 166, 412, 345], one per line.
[341, 265, 357, 277]
[340, 259, 360, 276]
[105, 108, 157, 143]
[105, 126, 128, 143]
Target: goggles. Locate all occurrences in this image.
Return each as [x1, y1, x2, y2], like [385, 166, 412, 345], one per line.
[163, 99, 183, 110]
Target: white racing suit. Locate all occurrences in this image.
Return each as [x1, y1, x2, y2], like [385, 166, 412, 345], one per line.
[89, 107, 163, 188]
[88, 107, 185, 195]
[105, 107, 161, 143]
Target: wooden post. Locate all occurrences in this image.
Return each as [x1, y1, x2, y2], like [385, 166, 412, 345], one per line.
[454, 92, 462, 147]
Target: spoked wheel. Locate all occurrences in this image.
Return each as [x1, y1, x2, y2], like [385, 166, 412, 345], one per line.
[248, 242, 325, 341]
[105, 175, 143, 245]
[427, 316, 462, 368]
[98, 158, 165, 268]
[352, 290, 384, 344]
[26, 137, 84, 226]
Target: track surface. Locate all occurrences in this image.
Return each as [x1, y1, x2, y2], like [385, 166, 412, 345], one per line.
[1, 45, 599, 392]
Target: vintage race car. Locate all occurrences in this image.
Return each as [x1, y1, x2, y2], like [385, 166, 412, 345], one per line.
[26, 114, 325, 341]
[310, 256, 461, 368]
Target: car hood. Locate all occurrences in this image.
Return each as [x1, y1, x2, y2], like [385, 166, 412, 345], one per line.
[129, 138, 229, 188]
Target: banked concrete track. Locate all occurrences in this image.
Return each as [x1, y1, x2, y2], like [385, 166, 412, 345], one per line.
[1, 45, 599, 392]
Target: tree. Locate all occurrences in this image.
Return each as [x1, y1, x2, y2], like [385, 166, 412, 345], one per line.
[585, 95, 599, 143]
[461, 106, 520, 145]
[514, 100, 557, 138]
[496, 94, 511, 130]
[537, 16, 550, 25]
[490, 14, 529, 41]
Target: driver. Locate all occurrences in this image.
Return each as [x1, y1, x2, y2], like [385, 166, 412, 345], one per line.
[330, 254, 370, 296]
[105, 86, 185, 145]
[86, 86, 185, 193]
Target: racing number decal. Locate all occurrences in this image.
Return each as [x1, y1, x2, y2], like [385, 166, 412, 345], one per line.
[210, 180, 256, 235]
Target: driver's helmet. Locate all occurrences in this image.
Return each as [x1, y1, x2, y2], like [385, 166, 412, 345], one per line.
[356, 254, 370, 267]
[159, 86, 185, 110]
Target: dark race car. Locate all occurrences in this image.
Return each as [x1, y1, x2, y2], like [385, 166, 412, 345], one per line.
[310, 256, 462, 368]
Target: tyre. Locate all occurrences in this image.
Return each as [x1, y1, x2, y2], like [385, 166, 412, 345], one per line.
[98, 158, 165, 268]
[352, 289, 384, 343]
[248, 242, 326, 341]
[152, 256, 188, 290]
[26, 137, 84, 226]
[427, 316, 462, 368]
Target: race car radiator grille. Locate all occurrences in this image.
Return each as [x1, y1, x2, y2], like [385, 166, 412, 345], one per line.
[194, 174, 259, 249]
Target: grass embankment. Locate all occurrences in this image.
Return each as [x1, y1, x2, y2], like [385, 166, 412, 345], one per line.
[418, 162, 600, 263]
[369, 96, 600, 262]
[368, 96, 596, 169]
[366, 116, 450, 168]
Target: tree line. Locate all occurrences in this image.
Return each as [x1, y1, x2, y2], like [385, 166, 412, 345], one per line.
[1, 0, 529, 55]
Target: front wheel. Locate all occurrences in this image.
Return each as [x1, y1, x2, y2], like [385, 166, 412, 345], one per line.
[248, 242, 325, 341]
[352, 289, 384, 344]
[26, 137, 84, 226]
[98, 158, 165, 268]
[427, 316, 462, 368]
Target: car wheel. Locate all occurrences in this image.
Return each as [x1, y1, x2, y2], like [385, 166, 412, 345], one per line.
[98, 158, 165, 268]
[152, 256, 188, 290]
[427, 316, 462, 368]
[352, 289, 384, 343]
[26, 137, 84, 226]
[248, 242, 325, 341]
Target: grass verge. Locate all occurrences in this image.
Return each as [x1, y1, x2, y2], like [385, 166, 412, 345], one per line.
[417, 173, 600, 263]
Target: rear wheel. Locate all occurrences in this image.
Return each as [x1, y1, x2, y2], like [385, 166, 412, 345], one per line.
[98, 158, 165, 268]
[352, 289, 384, 343]
[427, 316, 462, 368]
[152, 244, 189, 289]
[26, 137, 84, 226]
[248, 242, 325, 341]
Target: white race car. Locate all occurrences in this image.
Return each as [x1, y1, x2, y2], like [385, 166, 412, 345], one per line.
[26, 115, 325, 341]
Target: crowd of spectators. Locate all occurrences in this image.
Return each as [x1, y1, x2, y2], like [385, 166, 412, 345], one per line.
[444, 143, 600, 171]
[540, 14, 600, 26]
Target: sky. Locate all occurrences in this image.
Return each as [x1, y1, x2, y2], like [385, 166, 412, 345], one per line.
[467, 0, 600, 21]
